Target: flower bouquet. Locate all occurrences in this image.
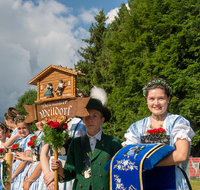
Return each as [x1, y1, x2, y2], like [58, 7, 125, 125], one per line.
[11, 143, 22, 153]
[140, 128, 170, 145]
[27, 135, 40, 162]
[41, 121, 70, 151]
[41, 120, 70, 190]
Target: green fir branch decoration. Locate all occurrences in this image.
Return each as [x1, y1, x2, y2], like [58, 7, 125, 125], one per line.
[2, 160, 10, 186]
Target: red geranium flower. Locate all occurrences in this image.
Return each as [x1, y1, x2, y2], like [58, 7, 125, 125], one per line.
[12, 143, 19, 150]
[30, 136, 36, 141]
[27, 141, 34, 147]
[63, 123, 68, 130]
[6, 134, 10, 138]
[0, 148, 4, 153]
[147, 128, 166, 135]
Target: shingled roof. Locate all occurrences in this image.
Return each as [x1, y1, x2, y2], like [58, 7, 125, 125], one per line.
[29, 64, 85, 85]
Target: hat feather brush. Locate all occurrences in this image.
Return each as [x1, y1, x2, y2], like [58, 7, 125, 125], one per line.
[90, 86, 108, 106]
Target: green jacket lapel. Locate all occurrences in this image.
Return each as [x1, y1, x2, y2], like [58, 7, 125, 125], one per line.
[85, 135, 92, 158]
[91, 133, 107, 161]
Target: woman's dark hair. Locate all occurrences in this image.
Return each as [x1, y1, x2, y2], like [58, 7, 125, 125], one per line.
[4, 107, 21, 121]
[0, 122, 8, 133]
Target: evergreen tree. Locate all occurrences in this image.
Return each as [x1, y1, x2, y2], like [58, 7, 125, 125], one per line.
[103, 0, 200, 155]
[15, 88, 37, 132]
[75, 10, 108, 95]
[15, 88, 37, 115]
[75, 0, 200, 156]
[99, 3, 130, 137]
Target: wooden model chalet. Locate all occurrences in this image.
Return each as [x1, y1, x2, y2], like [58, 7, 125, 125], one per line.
[28, 64, 85, 103]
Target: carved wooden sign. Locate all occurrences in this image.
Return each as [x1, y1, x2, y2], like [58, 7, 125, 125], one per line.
[24, 97, 90, 123]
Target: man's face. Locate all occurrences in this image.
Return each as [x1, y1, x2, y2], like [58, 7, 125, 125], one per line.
[82, 109, 105, 136]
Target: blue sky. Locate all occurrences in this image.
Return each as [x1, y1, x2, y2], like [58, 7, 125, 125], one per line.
[0, 0, 128, 119]
[23, 0, 128, 31]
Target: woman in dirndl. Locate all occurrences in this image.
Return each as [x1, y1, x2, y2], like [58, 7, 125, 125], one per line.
[122, 77, 195, 190]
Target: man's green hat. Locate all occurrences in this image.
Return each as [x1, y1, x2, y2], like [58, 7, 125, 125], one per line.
[86, 87, 111, 122]
[86, 98, 111, 122]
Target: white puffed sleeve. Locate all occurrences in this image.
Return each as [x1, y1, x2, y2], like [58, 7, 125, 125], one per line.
[122, 118, 149, 146]
[122, 129, 139, 146]
[171, 117, 195, 144]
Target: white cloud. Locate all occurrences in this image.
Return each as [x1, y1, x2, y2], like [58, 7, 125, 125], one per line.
[105, 3, 129, 24]
[37, 31, 82, 70]
[0, 0, 90, 116]
[74, 27, 90, 40]
[0, 40, 31, 113]
[78, 8, 99, 24]
[106, 7, 119, 24]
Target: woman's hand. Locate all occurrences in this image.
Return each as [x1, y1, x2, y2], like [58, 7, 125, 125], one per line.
[23, 179, 32, 190]
[15, 151, 32, 162]
[51, 159, 62, 171]
[15, 152, 26, 161]
[47, 181, 55, 190]
[43, 171, 54, 186]
[11, 174, 16, 181]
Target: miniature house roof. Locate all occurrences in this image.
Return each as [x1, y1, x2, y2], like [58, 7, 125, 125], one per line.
[29, 64, 85, 85]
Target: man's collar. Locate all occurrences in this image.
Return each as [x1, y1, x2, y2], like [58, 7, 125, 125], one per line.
[86, 129, 102, 141]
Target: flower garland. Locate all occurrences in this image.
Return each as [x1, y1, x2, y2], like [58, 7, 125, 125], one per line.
[2, 160, 10, 186]
[6, 110, 13, 120]
[41, 121, 70, 150]
[142, 78, 173, 97]
[14, 116, 26, 124]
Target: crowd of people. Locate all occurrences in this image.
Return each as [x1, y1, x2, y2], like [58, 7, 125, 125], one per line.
[2, 108, 87, 190]
[0, 78, 196, 190]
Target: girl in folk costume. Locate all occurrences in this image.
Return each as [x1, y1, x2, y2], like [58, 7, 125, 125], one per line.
[0, 122, 9, 148]
[51, 87, 122, 190]
[11, 115, 34, 190]
[4, 107, 22, 146]
[122, 78, 195, 190]
[22, 120, 45, 190]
